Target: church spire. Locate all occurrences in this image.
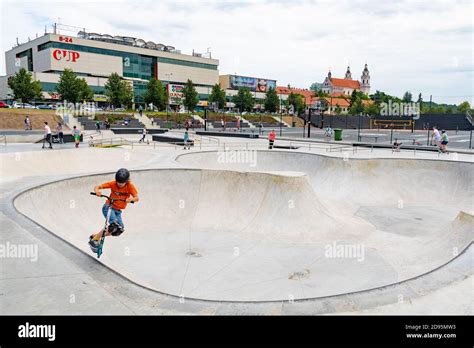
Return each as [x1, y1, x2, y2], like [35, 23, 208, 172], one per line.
[344, 66, 352, 79]
[360, 64, 370, 95]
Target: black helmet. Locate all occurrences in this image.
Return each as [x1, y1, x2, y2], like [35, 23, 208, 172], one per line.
[115, 168, 130, 183]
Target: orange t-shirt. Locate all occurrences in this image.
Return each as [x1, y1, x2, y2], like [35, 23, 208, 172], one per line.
[98, 180, 138, 210]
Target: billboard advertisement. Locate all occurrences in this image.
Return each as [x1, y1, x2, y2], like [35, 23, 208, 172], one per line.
[230, 75, 256, 90]
[257, 78, 276, 92]
[230, 75, 276, 92]
[168, 84, 184, 105]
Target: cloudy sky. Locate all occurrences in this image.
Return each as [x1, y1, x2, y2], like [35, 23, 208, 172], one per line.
[1, 0, 472, 104]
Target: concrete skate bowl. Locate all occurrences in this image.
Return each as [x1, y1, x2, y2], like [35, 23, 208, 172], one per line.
[14, 153, 473, 302]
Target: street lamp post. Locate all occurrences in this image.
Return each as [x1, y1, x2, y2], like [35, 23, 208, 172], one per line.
[165, 73, 173, 125]
[358, 113, 361, 142]
[307, 108, 312, 138]
[279, 112, 282, 137]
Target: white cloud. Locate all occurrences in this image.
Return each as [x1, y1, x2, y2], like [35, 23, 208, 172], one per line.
[1, 0, 472, 104]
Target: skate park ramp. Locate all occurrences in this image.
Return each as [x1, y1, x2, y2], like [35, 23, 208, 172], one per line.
[14, 151, 474, 302]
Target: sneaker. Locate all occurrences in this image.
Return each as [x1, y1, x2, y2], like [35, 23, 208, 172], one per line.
[88, 236, 99, 253]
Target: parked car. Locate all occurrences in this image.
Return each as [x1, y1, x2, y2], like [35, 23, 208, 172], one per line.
[36, 104, 54, 110]
[0, 101, 11, 108]
[13, 103, 36, 109]
[114, 108, 125, 112]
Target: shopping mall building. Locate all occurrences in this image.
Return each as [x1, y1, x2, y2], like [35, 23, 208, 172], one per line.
[0, 30, 220, 108]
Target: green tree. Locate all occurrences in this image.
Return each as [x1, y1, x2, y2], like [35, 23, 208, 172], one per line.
[402, 91, 413, 103]
[56, 68, 93, 103]
[182, 79, 199, 112]
[143, 78, 166, 110]
[350, 90, 358, 106]
[7, 68, 42, 103]
[458, 101, 471, 114]
[77, 78, 94, 101]
[310, 82, 322, 92]
[233, 87, 255, 112]
[264, 87, 280, 113]
[417, 93, 423, 113]
[287, 92, 305, 114]
[208, 83, 226, 109]
[364, 102, 380, 116]
[334, 104, 342, 115]
[349, 97, 365, 115]
[105, 73, 133, 108]
[316, 90, 328, 98]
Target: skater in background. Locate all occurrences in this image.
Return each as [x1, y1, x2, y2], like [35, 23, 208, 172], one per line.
[24, 116, 31, 131]
[440, 130, 449, 153]
[42, 122, 53, 149]
[139, 126, 148, 143]
[268, 129, 276, 149]
[56, 122, 64, 144]
[324, 126, 333, 141]
[183, 130, 191, 150]
[72, 126, 81, 148]
[431, 126, 441, 147]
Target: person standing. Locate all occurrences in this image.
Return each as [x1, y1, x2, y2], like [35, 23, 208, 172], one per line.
[268, 129, 276, 149]
[139, 127, 147, 143]
[24, 116, 31, 131]
[440, 130, 449, 153]
[42, 122, 53, 149]
[56, 122, 64, 144]
[183, 130, 191, 150]
[432, 127, 441, 147]
[72, 126, 81, 148]
[96, 120, 101, 133]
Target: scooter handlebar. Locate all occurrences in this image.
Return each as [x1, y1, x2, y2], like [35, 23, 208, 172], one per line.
[90, 192, 134, 203]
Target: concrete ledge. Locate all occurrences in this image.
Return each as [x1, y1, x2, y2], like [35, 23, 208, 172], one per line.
[196, 131, 259, 138]
[152, 134, 194, 146]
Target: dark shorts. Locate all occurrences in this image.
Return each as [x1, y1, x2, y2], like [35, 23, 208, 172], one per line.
[441, 141, 448, 145]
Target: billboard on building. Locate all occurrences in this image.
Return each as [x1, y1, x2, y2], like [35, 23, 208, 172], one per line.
[257, 78, 276, 92]
[229, 75, 276, 92]
[168, 84, 184, 105]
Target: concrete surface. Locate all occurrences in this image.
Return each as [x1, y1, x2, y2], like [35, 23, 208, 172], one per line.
[1, 138, 473, 313]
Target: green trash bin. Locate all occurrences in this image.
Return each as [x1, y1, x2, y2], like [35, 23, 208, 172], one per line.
[334, 129, 343, 141]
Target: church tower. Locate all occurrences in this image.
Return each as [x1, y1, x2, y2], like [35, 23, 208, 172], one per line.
[344, 66, 352, 79]
[360, 64, 370, 95]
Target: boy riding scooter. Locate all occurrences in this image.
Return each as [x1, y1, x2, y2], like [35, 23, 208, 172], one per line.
[89, 168, 139, 256]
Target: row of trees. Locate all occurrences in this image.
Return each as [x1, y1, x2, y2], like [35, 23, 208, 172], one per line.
[8, 68, 471, 115]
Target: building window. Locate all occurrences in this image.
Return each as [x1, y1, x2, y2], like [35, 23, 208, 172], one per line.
[16, 49, 33, 71]
[37, 41, 218, 80]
